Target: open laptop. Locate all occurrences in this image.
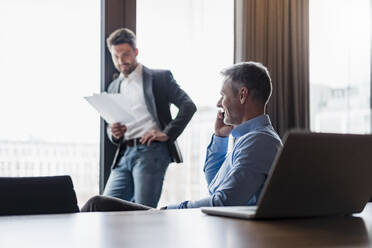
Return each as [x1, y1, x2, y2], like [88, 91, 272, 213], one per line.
[201, 131, 372, 219]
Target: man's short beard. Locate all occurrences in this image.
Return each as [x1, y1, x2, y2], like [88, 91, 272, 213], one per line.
[122, 62, 137, 75]
[127, 62, 138, 74]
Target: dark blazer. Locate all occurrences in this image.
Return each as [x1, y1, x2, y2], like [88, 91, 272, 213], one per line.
[106, 65, 196, 169]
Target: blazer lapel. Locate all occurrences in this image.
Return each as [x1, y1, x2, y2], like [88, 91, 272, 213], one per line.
[142, 66, 160, 126]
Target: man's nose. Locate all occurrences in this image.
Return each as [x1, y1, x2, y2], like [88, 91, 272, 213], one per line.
[216, 98, 222, 107]
[118, 56, 125, 64]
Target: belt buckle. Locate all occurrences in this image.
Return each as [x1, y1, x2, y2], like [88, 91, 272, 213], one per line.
[134, 138, 140, 146]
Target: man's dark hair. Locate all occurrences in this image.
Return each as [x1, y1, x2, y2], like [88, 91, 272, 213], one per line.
[106, 28, 136, 50]
[221, 62, 272, 105]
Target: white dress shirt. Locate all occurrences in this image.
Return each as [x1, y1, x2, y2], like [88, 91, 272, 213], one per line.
[119, 64, 159, 140]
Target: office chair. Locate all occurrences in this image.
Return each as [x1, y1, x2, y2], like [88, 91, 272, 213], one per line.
[0, 175, 79, 215]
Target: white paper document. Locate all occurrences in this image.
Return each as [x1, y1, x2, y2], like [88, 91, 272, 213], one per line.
[84, 93, 135, 124]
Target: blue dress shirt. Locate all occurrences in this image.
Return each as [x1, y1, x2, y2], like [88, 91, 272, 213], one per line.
[167, 114, 282, 209]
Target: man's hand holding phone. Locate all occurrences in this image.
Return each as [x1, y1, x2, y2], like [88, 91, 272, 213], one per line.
[214, 110, 233, 137]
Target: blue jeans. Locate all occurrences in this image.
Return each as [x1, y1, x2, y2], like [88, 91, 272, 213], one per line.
[103, 141, 170, 208]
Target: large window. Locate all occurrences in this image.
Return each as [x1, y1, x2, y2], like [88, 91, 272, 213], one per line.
[0, 0, 100, 205]
[310, 0, 371, 133]
[137, 0, 234, 205]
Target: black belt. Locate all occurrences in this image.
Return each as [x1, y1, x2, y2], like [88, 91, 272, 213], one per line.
[124, 138, 161, 147]
[124, 138, 142, 147]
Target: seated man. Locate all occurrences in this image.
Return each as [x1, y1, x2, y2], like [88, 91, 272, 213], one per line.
[81, 61, 282, 211]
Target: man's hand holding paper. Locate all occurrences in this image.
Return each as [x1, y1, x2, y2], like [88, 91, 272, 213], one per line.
[110, 123, 127, 140]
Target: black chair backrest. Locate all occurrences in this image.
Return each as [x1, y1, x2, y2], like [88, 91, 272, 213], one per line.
[0, 175, 79, 215]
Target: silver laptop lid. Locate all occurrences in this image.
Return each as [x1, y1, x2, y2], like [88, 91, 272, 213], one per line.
[254, 131, 372, 219]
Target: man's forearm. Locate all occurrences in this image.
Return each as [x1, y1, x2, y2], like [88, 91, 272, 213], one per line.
[203, 135, 229, 184]
[163, 101, 196, 141]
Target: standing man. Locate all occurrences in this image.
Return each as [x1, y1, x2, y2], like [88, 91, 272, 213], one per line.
[103, 28, 196, 208]
[81, 61, 282, 211]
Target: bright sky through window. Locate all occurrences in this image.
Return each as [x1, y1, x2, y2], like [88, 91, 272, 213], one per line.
[0, 0, 100, 143]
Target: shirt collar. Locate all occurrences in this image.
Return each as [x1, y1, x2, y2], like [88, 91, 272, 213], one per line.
[231, 114, 272, 138]
[119, 63, 142, 81]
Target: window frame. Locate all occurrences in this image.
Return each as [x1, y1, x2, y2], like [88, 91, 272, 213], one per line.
[100, 0, 136, 193]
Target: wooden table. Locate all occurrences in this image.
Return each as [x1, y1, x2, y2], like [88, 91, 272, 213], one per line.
[1, 204, 372, 248]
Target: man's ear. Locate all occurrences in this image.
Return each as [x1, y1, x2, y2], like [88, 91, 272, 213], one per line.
[108, 45, 112, 53]
[240, 87, 249, 104]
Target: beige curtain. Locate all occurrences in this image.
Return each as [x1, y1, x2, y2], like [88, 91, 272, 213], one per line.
[235, 0, 309, 137]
